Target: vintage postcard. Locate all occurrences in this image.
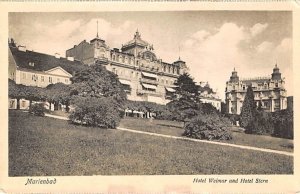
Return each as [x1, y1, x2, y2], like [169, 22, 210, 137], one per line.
[0, 1, 299, 193]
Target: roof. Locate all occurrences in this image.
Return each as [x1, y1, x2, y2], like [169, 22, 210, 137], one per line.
[198, 85, 214, 94]
[10, 46, 86, 75]
[241, 78, 271, 85]
[123, 39, 149, 48]
[122, 31, 150, 48]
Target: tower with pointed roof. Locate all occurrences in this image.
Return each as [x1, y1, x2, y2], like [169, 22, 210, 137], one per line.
[66, 21, 110, 65]
[271, 64, 281, 80]
[230, 67, 239, 82]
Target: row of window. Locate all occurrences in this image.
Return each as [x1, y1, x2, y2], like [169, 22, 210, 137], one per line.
[229, 82, 280, 91]
[163, 65, 180, 75]
[112, 67, 175, 85]
[22, 72, 69, 84]
[112, 54, 134, 65]
[111, 53, 180, 75]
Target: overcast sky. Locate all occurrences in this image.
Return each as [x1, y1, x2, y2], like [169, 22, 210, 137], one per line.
[9, 11, 293, 100]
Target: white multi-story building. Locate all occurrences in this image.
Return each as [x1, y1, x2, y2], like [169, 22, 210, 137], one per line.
[198, 82, 222, 112]
[225, 65, 287, 115]
[66, 30, 189, 104]
[8, 40, 85, 109]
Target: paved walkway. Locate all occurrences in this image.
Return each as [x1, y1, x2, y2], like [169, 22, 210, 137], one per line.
[45, 113, 69, 120]
[43, 114, 293, 157]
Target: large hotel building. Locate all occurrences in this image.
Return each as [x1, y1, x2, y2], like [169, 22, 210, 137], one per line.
[225, 65, 287, 115]
[66, 30, 188, 104]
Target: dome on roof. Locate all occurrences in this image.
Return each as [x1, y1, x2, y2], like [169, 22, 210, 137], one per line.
[122, 30, 150, 48]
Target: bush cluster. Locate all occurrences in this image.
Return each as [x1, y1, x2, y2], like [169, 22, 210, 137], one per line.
[272, 109, 293, 139]
[29, 103, 46, 117]
[183, 114, 232, 141]
[245, 110, 274, 135]
[241, 109, 293, 139]
[239, 86, 293, 139]
[69, 97, 121, 129]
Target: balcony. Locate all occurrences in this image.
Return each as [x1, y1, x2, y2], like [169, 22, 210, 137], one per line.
[140, 77, 158, 85]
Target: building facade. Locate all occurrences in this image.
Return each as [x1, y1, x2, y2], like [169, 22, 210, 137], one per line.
[66, 30, 188, 104]
[198, 82, 222, 112]
[225, 65, 287, 115]
[8, 40, 85, 109]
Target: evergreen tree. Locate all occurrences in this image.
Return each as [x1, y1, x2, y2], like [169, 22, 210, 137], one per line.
[240, 86, 257, 133]
[172, 73, 200, 103]
[167, 73, 200, 122]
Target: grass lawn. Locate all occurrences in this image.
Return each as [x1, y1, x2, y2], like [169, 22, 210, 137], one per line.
[9, 110, 293, 176]
[120, 117, 294, 152]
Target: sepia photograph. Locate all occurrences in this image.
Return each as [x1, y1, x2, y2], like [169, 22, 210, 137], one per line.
[7, 11, 294, 177]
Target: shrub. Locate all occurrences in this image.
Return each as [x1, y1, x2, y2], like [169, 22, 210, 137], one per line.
[225, 114, 240, 125]
[245, 110, 274, 135]
[155, 108, 175, 120]
[69, 97, 121, 129]
[29, 103, 45, 117]
[200, 103, 219, 115]
[183, 114, 232, 141]
[272, 109, 293, 139]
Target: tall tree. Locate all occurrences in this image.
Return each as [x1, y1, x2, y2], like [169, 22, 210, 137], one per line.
[68, 65, 127, 128]
[240, 86, 257, 133]
[46, 83, 72, 111]
[22, 86, 45, 107]
[71, 65, 127, 107]
[167, 73, 200, 122]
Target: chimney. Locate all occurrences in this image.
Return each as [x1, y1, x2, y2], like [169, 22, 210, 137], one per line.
[55, 53, 60, 59]
[18, 45, 26, 52]
[67, 56, 74, 61]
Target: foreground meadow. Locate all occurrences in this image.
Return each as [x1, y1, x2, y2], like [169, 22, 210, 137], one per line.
[9, 111, 293, 176]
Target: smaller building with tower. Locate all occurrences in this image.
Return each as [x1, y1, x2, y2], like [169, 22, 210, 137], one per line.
[225, 65, 287, 115]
